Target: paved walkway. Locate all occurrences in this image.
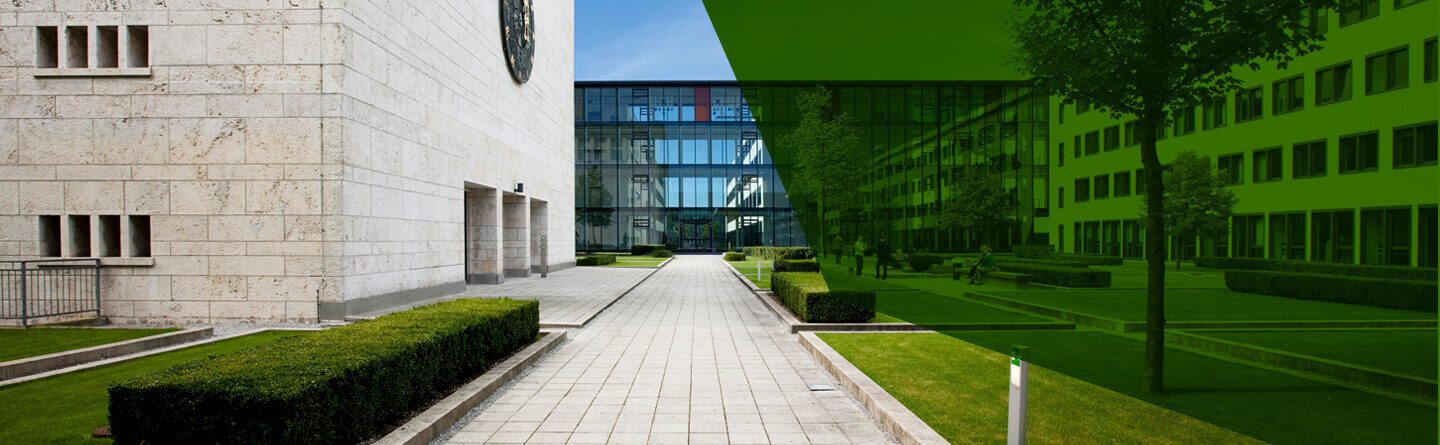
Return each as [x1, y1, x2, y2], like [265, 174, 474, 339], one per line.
[445, 255, 894, 445]
[354, 267, 654, 327]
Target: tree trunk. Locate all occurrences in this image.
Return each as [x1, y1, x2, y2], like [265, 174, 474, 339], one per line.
[1139, 111, 1168, 394]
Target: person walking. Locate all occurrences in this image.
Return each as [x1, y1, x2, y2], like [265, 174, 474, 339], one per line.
[831, 233, 846, 264]
[968, 245, 1000, 285]
[876, 237, 893, 280]
[853, 236, 868, 276]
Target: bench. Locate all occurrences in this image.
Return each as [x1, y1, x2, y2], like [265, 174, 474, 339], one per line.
[951, 264, 1033, 289]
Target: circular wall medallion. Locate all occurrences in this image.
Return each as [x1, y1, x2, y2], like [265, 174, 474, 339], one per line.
[500, 0, 535, 83]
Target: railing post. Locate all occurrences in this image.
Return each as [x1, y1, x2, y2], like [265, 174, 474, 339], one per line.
[92, 259, 101, 318]
[19, 262, 28, 328]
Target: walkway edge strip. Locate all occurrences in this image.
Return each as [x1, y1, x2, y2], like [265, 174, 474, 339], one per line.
[0, 327, 213, 381]
[374, 329, 568, 445]
[0, 327, 327, 386]
[798, 332, 950, 445]
[540, 267, 661, 329]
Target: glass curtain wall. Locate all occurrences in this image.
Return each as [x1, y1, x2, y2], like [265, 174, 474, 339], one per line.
[575, 83, 805, 252]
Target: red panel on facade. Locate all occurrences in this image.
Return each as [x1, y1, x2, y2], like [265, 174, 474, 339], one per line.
[695, 86, 710, 121]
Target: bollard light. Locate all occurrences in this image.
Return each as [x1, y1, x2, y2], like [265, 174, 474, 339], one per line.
[1009, 345, 1029, 445]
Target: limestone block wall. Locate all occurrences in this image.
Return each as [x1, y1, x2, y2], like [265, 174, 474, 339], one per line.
[329, 0, 576, 308]
[0, 0, 335, 323]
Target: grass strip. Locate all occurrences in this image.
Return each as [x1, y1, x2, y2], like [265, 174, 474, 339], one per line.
[0, 328, 182, 363]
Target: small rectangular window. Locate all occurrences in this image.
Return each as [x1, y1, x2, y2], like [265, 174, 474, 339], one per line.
[1174, 106, 1197, 135]
[1393, 122, 1438, 168]
[1235, 87, 1263, 123]
[1339, 0, 1380, 26]
[1084, 131, 1100, 155]
[1114, 171, 1132, 197]
[1202, 97, 1227, 130]
[1425, 39, 1437, 83]
[65, 26, 88, 68]
[35, 27, 59, 69]
[1339, 132, 1380, 173]
[1307, 6, 1329, 34]
[1058, 143, 1065, 167]
[1218, 154, 1245, 185]
[1366, 46, 1410, 94]
[1073, 135, 1082, 158]
[126, 26, 149, 68]
[1094, 174, 1110, 199]
[1253, 147, 1283, 183]
[1136, 169, 1148, 194]
[1074, 178, 1090, 202]
[127, 215, 152, 257]
[1395, 0, 1427, 8]
[97, 215, 121, 257]
[1103, 126, 1120, 151]
[1058, 187, 1065, 208]
[38, 215, 61, 257]
[1317, 62, 1354, 105]
[1272, 75, 1305, 114]
[67, 215, 91, 257]
[1124, 121, 1138, 147]
[96, 26, 118, 68]
[1293, 140, 1328, 178]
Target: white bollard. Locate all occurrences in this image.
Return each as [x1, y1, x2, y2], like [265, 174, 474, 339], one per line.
[1008, 345, 1029, 445]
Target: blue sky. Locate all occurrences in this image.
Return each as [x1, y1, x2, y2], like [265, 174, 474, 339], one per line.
[575, 0, 735, 81]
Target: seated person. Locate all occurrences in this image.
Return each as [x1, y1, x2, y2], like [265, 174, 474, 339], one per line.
[892, 248, 908, 267]
[968, 245, 999, 284]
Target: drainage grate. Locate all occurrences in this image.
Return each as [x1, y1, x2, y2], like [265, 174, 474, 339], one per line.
[807, 383, 837, 391]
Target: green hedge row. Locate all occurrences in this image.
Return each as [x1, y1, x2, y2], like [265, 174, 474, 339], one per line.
[1196, 257, 1437, 281]
[1052, 254, 1124, 266]
[109, 299, 540, 445]
[743, 246, 814, 260]
[771, 272, 875, 322]
[630, 241, 668, 253]
[1012, 244, 1055, 259]
[907, 255, 947, 272]
[995, 263, 1112, 287]
[1225, 270, 1437, 312]
[1002, 257, 1090, 268]
[651, 250, 674, 258]
[723, 251, 746, 261]
[577, 254, 616, 266]
[775, 259, 820, 272]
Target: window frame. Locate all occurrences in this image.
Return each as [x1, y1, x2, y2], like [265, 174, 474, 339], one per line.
[1272, 75, 1305, 115]
[1364, 45, 1410, 95]
[1252, 146, 1284, 183]
[1423, 38, 1437, 84]
[1338, 131, 1381, 174]
[1113, 171, 1132, 197]
[1074, 177, 1091, 203]
[1093, 174, 1110, 199]
[1292, 140, 1328, 179]
[1103, 125, 1121, 151]
[1339, 0, 1380, 27]
[1316, 61, 1354, 106]
[1392, 121, 1439, 168]
[1202, 97, 1227, 130]
[1217, 152, 1245, 185]
[1235, 86, 1264, 123]
[1084, 131, 1101, 156]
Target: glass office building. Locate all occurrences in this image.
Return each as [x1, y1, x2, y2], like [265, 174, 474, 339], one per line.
[574, 82, 806, 252]
[745, 82, 1051, 252]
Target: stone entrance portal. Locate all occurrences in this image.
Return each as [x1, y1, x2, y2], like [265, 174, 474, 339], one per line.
[503, 194, 530, 279]
[464, 186, 502, 284]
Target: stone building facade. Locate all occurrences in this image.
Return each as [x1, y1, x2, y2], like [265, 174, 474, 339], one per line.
[0, 0, 576, 323]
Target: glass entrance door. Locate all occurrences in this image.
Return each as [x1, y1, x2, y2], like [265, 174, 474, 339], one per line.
[1361, 208, 1411, 265]
[1269, 213, 1306, 260]
[680, 221, 712, 251]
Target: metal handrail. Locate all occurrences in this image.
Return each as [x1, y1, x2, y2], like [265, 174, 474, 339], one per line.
[1, 259, 102, 327]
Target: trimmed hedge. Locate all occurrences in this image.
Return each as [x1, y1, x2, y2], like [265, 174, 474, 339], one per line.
[1013, 244, 1055, 259]
[630, 244, 666, 256]
[775, 259, 820, 272]
[1225, 270, 1437, 312]
[1052, 254, 1124, 266]
[576, 254, 616, 266]
[908, 254, 947, 273]
[651, 249, 674, 258]
[995, 263, 1112, 287]
[108, 299, 539, 445]
[1196, 256, 1438, 282]
[927, 264, 955, 275]
[771, 272, 875, 322]
[742, 246, 815, 260]
[723, 251, 746, 261]
[1003, 257, 1090, 269]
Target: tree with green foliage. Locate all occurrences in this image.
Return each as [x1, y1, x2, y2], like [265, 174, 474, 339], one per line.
[575, 166, 614, 249]
[940, 168, 1017, 247]
[1008, 0, 1334, 393]
[1142, 151, 1238, 270]
[781, 85, 865, 254]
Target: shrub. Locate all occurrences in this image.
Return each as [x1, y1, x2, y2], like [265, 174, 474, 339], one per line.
[908, 254, 946, 272]
[927, 264, 954, 275]
[742, 246, 815, 260]
[775, 259, 820, 272]
[1052, 254, 1124, 266]
[771, 272, 875, 322]
[630, 244, 666, 256]
[723, 251, 746, 261]
[1013, 244, 1055, 259]
[995, 263, 1111, 287]
[1225, 270, 1437, 312]
[1196, 257, 1437, 281]
[651, 250, 674, 258]
[576, 254, 616, 266]
[109, 299, 539, 445]
[1001, 257, 1089, 268]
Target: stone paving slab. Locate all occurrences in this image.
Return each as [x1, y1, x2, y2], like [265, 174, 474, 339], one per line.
[353, 267, 656, 328]
[443, 255, 897, 445]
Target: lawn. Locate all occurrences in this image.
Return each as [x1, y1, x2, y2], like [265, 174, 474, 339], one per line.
[976, 289, 1436, 322]
[726, 259, 772, 289]
[873, 291, 1051, 325]
[0, 328, 182, 363]
[939, 330, 1436, 444]
[1192, 329, 1438, 378]
[599, 257, 667, 267]
[0, 330, 309, 444]
[820, 332, 1261, 444]
[1094, 261, 1229, 289]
